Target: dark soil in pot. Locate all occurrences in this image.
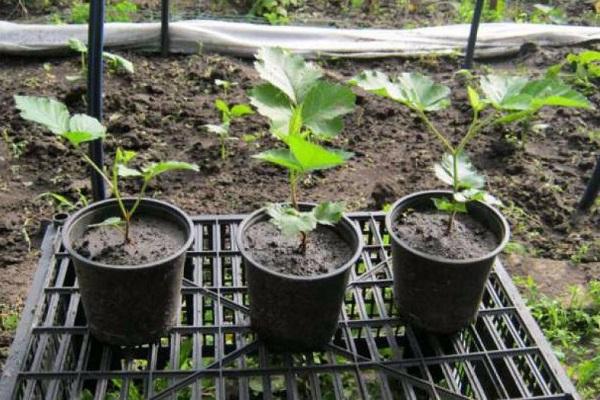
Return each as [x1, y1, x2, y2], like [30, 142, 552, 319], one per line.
[75, 215, 185, 265]
[238, 205, 362, 352]
[243, 221, 353, 276]
[63, 198, 193, 346]
[394, 210, 498, 260]
[387, 191, 510, 334]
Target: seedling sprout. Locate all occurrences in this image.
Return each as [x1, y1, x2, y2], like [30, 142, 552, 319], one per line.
[14, 96, 198, 244]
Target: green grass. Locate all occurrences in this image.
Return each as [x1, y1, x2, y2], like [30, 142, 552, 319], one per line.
[515, 277, 600, 399]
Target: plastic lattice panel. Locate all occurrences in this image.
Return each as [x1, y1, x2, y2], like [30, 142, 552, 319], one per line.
[0, 213, 578, 400]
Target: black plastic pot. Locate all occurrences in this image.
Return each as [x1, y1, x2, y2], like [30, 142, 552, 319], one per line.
[236, 204, 362, 351]
[62, 198, 193, 345]
[385, 190, 510, 334]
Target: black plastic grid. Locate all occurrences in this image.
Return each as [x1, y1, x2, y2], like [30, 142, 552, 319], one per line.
[0, 212, 579, 400]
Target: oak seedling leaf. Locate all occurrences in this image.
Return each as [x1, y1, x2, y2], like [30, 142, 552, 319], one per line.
[14, 95, 70, 135]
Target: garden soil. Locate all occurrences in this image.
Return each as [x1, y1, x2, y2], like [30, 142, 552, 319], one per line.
[243, 221, 353, 276]
[393, 210, 499, 260]
[74, 215, 186, 265]
[1, 43, 599, 367]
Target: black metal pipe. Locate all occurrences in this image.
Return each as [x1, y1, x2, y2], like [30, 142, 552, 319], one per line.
[161, 0, 170, 56]
[463, 0, 485, 69]
[576, 155, 600, 213]
[87, 0, 106, 201]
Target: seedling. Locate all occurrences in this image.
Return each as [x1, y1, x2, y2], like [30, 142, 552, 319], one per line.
[67, 38, 134, 81]
[14, 96, 198, 244]
[250, 47, 356, 143]
[251, 48, 354, 253]
[351, 71, 591, 233]
[204, 99, 254, 159]
[214, 79, 237, 95]
[248, 0, 300, 24]
[547, 50, 600, 94]
[254, 134, 349, 253]
[37, 190, 89, 212]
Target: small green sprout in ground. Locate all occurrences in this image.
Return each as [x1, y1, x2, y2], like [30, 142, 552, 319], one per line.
[248, 0, 301, 24]
[214, 79, 237, 95]
[70, 0, 137, 24]
[37, 191, 89, 213]
[14, 96, 198, 244]
[1, 129, 27, 159]
[67, 38, 134, 81]
[250, 47, 355, 253]
[351, 70, 591, 234]
[204, 99, 254, 159]
[547, 50, 600, 95]
[515, 277, 600, 399]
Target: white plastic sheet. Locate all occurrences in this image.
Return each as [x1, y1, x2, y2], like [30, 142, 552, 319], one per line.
[1, 20, 599, 58]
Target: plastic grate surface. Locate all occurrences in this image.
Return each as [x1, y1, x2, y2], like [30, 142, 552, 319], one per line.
[0, 212, 578, 400]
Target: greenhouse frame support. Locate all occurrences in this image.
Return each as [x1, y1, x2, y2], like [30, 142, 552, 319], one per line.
[161, 0, 169, 56]
[577, 155, 600, 214]
[464, 0, 485, 69]
[87, 0, 106, 201]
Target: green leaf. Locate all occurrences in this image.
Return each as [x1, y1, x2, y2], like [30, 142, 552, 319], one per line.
[117, 164, 142, 177]
[266, 203, 316, 237]
[454, 188, 502, 207]
[432, 197, 467, 213]
[253, 149, 302, 171]
[352, 71, 450, 112]
[254, 47, 322, 104]
[302, 82, 356, 140]
[312, 201, 344, 225]
[37, 192, 76, 210]
[215, 99, 230, 115]
[115, 148, 136, 164]
[88, 216, 124, 228]
[522, 79, 592, 110]
[142, 161, 199, 181]
[103, 52, 134, 74]
[68, 114, 106, 136]
[68, 38, 87, 53]
[250, 83, 293, 135]
[14, 96, 70, 135]
[467, 86, 484, 112]
[349, 70, 402, 99]
[230, 104, 254, 118]
[60, 131, 101, 147]
[480, 75, 529, 108]
[204, 124, 229, 136]
[395, 73, 451, 112]
[288, 134, 345, 172]
[433, 153, 485, 190]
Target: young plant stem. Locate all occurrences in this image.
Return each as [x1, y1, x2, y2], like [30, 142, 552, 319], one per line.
[290, 170, 299, 210]
[111, 161, 131, 243]
[416, 109, 454, 154]
[447, 151, 460, 235]
[300, 231, 308, 254]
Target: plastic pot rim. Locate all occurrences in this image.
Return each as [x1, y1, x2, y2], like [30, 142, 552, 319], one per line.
[236, 203, 363, 282]
[385, 190, 510, 265]
[62, 197, 194, 271]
